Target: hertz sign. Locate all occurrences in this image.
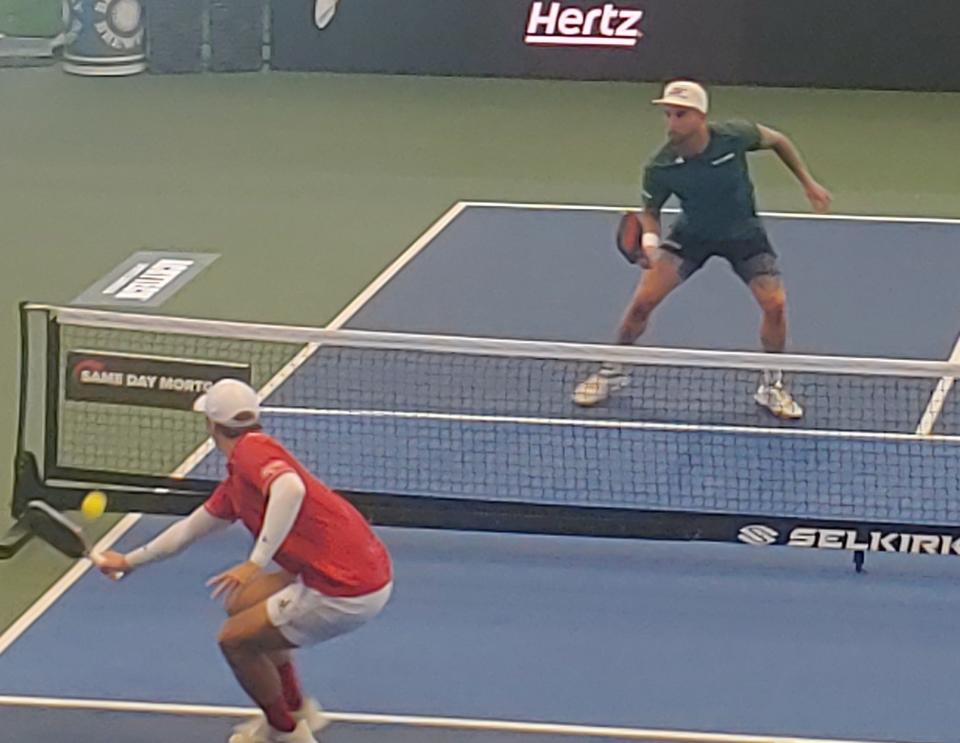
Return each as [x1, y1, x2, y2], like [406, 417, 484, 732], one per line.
[269, 0, 960, 90]
[524, 2, 645, 48]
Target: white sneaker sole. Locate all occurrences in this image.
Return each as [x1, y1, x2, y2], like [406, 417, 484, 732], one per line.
[754, 393, 803, 420]
[573, 375, 628, 407]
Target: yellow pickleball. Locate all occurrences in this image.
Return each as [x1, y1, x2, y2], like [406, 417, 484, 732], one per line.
[81, 490, 107, 521]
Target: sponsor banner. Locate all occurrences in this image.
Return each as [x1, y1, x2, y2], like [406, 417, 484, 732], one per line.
[738, 523, 960, 557]
[272, 0, 742, 82]
[72, 252, 219, 308]
[271, 0, 960, 90]
[65, 352, 250, 410]
[522, 2, 644, 48]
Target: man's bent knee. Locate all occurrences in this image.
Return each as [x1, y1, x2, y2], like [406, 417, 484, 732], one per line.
[224, 572, 294, 617]
[751, 278, 786, 317]
[224, 589, 256, 617]
[760, 294, 785, 318]
[218, 626, 248, 658]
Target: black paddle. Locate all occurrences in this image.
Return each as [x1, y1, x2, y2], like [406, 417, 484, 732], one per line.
[23, 500, 123, 579]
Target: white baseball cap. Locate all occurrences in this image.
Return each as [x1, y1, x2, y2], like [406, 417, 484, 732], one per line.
[193, 378, 261, 428]
[652, 80, 709, 114]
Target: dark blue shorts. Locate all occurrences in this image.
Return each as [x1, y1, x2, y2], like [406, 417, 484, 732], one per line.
[661, 229, 781, 284]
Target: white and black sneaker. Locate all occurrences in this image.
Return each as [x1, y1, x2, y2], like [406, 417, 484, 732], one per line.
[754, 380, 803, 420]
[573, 363, 629, 407]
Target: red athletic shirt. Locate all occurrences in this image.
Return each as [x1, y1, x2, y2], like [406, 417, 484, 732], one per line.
[203, 432, 392, 597]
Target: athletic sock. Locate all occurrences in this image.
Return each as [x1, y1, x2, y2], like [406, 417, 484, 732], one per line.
[277, 662, 305, 712]
[763, 368, 783, 387]
[263, 697, 296, 733]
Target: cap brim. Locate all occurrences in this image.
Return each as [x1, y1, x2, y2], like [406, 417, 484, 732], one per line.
[651, 98, 704, 111]
[192, 393, 208, 413]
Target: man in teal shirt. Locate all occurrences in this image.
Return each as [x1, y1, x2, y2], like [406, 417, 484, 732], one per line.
[575, 80, 832, 419]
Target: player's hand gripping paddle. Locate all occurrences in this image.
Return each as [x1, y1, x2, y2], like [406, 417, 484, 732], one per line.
[23, 500, 124, 580]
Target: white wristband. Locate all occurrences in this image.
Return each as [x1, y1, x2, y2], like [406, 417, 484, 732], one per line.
[642, 233, 660, 251]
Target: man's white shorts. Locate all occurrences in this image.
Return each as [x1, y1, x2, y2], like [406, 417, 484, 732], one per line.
[266, 579, 393, 647]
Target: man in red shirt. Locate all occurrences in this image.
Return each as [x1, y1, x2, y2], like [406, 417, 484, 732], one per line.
[98, 379, 393, 743]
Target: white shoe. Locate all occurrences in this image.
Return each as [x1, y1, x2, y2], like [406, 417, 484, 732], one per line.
[228, 723, 269, 743]
[573, 364, 628, 407]
[270, 720, 318, 743]
[754, 382, 803, 419]
[314, 0, 339, 28]
[230, 699, 328, 742]
[228, 721, 267, 743]
[293, 699, 328, 734]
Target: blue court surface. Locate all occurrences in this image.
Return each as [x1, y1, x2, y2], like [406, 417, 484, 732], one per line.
[3, 203, 960, 743]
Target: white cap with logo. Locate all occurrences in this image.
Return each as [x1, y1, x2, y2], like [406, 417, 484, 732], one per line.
[652, 80, 709, 115]
[193, 378, 261, 428]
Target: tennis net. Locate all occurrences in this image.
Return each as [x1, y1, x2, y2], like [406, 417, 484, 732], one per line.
[13, 302, 960, 557]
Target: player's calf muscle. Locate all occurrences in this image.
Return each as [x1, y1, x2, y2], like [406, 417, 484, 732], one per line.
[626, 306, 650, 330]
[760, 305, 787, 352]
[618, 304, 650, 343]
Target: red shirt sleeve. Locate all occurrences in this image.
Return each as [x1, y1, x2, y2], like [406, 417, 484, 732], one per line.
[203, 482, 237, 521]
[233, 434, 298, 496]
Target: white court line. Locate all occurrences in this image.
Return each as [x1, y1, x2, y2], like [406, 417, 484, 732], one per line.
[458, 200, 960, 225]
[915, 334, 960, 436]
[0, 202, 467, 658]
[0, 695, 913, 743]
[0, 515, 140, 657]
[173, 200, 468, 476]
[261, 406, 960, 445]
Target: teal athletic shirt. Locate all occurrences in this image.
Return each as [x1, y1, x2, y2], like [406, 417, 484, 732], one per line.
[641, 120, 766, 241]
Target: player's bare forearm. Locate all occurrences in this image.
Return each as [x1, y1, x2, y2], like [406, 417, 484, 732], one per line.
[637, 208, 662, 268]
[639, 208, 661, 237]
[758, 125, 832, 213]
[771, 136, 814, 187]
